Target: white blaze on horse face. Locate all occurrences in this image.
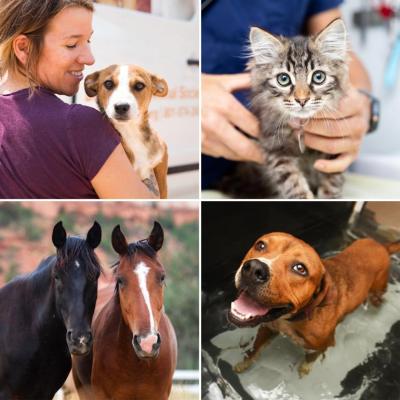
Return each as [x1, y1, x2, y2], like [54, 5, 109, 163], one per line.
[75, 260, 80, 268]
[134, 261, 155, 332]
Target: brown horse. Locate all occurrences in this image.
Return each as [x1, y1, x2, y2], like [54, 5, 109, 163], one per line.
[73, 222, 177, 400]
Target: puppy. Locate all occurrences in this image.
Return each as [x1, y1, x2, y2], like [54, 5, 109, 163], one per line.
[85, 64, 169, 198]
[228, 232, 397, 376]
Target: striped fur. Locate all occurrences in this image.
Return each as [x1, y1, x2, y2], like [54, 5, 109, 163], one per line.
[225, 19, 349, 199]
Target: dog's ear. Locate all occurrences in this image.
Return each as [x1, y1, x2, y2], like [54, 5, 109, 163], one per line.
[151, 75, 168, 97]
[84, 71, 100, 97]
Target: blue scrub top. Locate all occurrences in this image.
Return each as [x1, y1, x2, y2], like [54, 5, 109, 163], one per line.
[202, 0, 343, 189]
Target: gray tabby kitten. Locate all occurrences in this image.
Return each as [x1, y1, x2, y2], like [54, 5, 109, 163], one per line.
[229, 19, 349, 199]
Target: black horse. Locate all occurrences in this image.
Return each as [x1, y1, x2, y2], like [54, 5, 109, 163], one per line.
[0, 221, 102, 400]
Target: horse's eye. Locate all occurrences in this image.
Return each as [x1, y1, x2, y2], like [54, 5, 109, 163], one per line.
[292, 263, 308, 276]
[160, 274, 166, 284]
[255, 241, 266, 251]
[117, 277, 125, 287]
[134, 82, 145, 91]
[54, 274, 60, 281]
[104, 80, 114, 90]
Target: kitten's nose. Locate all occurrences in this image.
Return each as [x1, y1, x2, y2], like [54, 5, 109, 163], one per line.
[295, 98, 310, 107]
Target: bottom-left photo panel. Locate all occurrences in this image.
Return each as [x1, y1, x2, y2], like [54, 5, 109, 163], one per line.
[0, 201, 199, 400]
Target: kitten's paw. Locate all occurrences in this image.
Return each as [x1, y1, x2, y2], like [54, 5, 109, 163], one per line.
[317, 188, 342, 199]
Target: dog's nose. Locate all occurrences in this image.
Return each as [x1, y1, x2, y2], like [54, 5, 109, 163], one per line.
[114, 103, 130, 115]
[242, 259, 269, 283]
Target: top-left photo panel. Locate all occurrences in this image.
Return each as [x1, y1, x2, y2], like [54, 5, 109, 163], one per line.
[0, 0, 199, 199]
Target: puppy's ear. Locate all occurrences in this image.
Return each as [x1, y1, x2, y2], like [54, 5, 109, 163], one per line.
[84, 71, 100, 97]
[151, 75, 168, 97]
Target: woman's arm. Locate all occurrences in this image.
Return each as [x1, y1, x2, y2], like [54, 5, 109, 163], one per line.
[91, 144, 157, 199]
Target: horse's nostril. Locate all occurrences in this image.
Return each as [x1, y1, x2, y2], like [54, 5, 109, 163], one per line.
[153, 333, 161, 350]
[86, 332, 93, 343]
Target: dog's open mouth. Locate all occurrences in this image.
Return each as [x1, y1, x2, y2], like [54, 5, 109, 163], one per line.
[228, 291, 293, 327]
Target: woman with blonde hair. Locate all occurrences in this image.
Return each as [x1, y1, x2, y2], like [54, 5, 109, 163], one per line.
[0, 0, 153, 198]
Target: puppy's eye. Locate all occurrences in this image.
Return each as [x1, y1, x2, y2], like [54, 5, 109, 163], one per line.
[133, 82, 145, 91]
[292, 263, 308, 276]
[255, 241, 266, 251]
[312, 70, 326, 85]
[104, 80, 114, 90]
[277, 73, 291, 87]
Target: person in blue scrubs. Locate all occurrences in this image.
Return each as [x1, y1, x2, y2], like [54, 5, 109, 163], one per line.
[202, 0, 372, 190]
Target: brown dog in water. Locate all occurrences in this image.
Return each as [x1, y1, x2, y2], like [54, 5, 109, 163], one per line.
[228, 232, 398, 376]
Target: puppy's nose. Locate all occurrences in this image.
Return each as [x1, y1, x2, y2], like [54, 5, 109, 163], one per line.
[242, 259, 269, 283]
[114, 103, 130, 115]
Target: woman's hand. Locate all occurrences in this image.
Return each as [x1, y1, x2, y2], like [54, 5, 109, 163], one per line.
[91, 144, 157, 199]
[202, 73, 263, 163]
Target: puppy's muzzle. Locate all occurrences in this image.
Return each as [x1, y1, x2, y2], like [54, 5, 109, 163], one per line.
[114, 102, 130, 116]
[241, 259, 270, 284]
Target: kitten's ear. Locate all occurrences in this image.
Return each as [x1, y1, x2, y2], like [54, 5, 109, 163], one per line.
[315, 19, 348, 61]
[249, 27, 283, 64]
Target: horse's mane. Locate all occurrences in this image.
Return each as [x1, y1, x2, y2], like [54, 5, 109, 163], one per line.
[55, 236, 102, 280]
[111, 240, 157, 295]
[111, 239, 156, 271]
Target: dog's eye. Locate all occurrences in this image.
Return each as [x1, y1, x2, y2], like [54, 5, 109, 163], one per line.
[104, 80, 114, 90]
[133, 82, 145, 91]
[255, 241, 266, 251]
[292, 263, 308, 276]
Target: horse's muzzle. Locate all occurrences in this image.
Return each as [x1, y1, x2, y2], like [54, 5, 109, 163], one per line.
[132, 333, 161, 359]
[66, 330, 93, 355]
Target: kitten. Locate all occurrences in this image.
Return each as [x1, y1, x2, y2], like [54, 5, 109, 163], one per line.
[225, 19, 349, 199]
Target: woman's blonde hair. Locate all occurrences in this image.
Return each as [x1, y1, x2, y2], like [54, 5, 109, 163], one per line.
[0, 0, 94, 87]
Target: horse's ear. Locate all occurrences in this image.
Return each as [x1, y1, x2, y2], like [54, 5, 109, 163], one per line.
[52, 221, 66, 249]
[147, 221, 164, 252]
[86, 221, 102, 249]
[112, 225, 129, 255]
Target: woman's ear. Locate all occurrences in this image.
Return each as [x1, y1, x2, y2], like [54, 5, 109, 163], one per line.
[13, 35, 31, 65]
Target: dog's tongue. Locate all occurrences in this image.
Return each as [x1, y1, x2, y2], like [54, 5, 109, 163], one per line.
[231, 292, 269, 319]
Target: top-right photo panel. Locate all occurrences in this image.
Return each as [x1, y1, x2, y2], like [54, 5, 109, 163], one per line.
[201, 0, 400, 199]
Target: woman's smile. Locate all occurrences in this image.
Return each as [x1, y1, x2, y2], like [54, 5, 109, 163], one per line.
[36, 6, 94, 96]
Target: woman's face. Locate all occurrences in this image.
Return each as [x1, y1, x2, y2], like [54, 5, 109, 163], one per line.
[36, 7, 95, 96]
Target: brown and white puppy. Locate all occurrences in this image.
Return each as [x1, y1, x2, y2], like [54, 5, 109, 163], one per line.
[85, 64, 169, 198]
[228, 232, 396, 376]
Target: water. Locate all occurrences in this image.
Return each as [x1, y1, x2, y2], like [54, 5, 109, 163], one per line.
[208, 279, 400, 400]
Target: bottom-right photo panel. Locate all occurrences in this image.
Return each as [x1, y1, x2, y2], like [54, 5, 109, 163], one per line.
[201, 201, 400, 400]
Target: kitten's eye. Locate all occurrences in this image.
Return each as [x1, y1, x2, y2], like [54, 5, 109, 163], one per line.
[312, 71, 326, 85]
[104, 80, 114, 90]
[277, 73, 291, 87]
[255, 241, 266, 251]
[292, 263, 308, 276]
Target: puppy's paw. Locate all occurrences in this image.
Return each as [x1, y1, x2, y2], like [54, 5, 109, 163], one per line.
[233, 357, 254, 373]
[298, 360, 312, 378]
